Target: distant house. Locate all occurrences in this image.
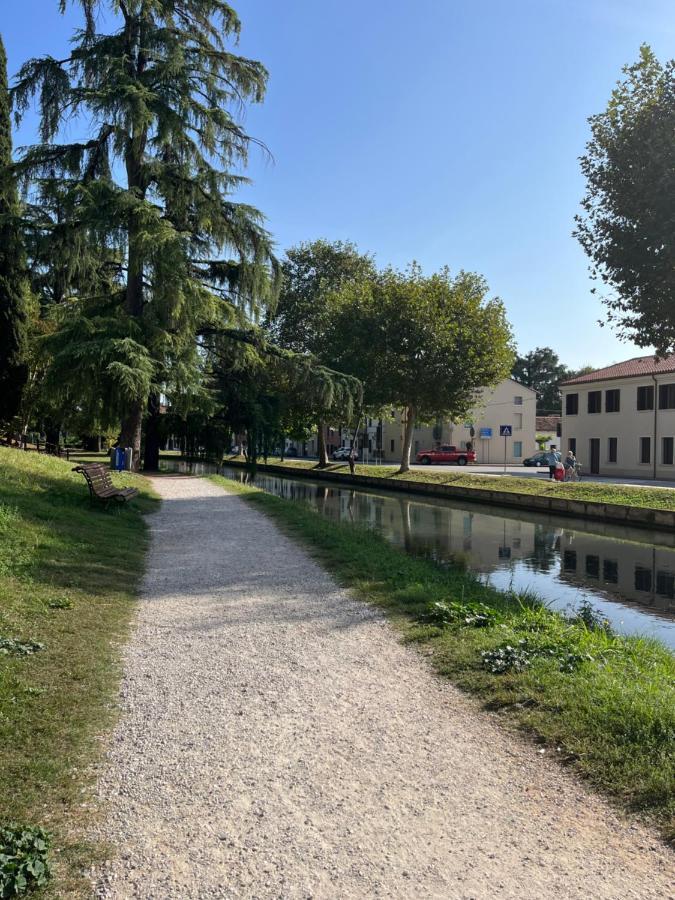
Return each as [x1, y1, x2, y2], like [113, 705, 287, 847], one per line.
[560, 354, 675, 479]
[381, 379, 537, 465]
[536, 415, 561, 450]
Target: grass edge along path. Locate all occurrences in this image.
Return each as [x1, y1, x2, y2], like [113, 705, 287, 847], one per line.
[226, 456, 675, 513]
[210, 474, 675, 844]
[0, 447, 156, 897]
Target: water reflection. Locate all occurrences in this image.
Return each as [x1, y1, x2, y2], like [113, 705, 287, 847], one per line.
[162, 461, 675, 648]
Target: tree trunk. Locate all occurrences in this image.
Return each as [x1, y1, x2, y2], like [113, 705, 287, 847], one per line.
[398, 405, 416, 474]
[119, 398, 144, 470]
[317, 420, 328, 468]
[143, 392, 161, 471]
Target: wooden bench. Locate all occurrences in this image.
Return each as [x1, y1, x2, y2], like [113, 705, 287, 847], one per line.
[72, 463, 139, 508]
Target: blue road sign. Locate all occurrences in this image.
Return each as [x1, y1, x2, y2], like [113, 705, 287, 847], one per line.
[499, 425, 512, 437]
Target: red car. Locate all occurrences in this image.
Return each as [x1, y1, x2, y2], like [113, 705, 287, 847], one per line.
[415, 444, 476, 466]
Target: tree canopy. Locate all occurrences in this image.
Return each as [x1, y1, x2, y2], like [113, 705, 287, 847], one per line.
[576, 44, 675, 355]
[12, 0, 280, 466]
[325, 265, 515, 472]
[512, 347, 569, 414]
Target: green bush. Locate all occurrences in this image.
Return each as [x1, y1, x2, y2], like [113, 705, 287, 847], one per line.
[0, 825, 51, 896]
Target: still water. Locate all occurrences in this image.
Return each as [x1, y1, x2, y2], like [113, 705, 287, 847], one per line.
[163, 460, 675, 648]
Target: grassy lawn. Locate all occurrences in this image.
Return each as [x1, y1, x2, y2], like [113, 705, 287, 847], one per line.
[0, 447, 156, 896]
[212, 473, 675, 842]
[226, 455, 675, 511]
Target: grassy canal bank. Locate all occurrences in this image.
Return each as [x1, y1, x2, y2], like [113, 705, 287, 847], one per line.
[212, 474, 675, 842]
[0, 448, 155, 896]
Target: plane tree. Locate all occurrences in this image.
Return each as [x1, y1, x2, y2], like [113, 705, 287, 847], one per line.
[324, 264, 515, 473]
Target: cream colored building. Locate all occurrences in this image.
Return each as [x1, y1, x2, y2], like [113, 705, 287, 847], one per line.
[560, 355, 675, 480]
[380, 378, 537, 465]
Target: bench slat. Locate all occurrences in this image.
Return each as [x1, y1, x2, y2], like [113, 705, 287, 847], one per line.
[72, 464, 139, 507]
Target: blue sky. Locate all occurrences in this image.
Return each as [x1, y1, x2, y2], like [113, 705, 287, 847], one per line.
[3, 0, 674, 368]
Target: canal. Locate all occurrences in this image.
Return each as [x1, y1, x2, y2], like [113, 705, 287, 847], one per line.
[163, 460, 675, 648]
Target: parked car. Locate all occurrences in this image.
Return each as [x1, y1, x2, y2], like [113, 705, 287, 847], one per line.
[332, 446, 360, 461]
[285, 446, 299, 457]
[415, 444, 475, 466]
[523, 452, 550, 467]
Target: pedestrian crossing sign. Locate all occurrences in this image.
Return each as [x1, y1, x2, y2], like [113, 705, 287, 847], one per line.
[499, 425, 512, 437]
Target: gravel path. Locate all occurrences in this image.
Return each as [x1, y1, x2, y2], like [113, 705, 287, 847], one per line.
[91, 476, 674, 899]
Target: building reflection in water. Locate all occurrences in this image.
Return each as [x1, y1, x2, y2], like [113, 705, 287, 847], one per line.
[223, 469, 675, 648]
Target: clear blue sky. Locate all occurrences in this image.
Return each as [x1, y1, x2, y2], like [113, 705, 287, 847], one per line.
[3, 0, 674, 368]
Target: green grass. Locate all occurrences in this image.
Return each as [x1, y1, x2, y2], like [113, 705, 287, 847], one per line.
[225, 455, 675, 511]
[211, 473, 675, 841]
[0, 447, 156, 896]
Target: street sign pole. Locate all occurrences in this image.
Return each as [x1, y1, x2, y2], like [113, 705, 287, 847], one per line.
[499, 425, 512, 474]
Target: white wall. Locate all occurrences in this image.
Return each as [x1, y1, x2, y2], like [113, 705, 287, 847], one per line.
[381, 379, 537, 464]
[561, 375, 675, 480]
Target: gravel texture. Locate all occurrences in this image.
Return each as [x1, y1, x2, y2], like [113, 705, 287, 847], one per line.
[91, 475, 674, 899]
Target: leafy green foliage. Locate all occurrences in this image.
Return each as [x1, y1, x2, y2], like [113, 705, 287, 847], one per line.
[0, 639, 43, 658]
[512, 347, 569, 414]
[420, 599, 499, 628]
[0, 824, 51, 896]
[570, 599, 613, 635]
[576, 44, 675, 354]
[481, 639, 594, 674]
[12, 1, 279, 460]
[268, 239, 376, 355]
[325, 264, 515, 471]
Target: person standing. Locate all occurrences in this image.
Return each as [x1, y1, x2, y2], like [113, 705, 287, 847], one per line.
[546, 445, 561, 480]
[564, 449, 577, 481]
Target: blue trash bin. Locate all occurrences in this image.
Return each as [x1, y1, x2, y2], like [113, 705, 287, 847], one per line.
[113, 447, 125, 471]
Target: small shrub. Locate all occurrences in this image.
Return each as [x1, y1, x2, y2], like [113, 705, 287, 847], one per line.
[0, 639, 44, 657]
[482, 639, 593, 674]
[420, 599, 499, 628]
[482, 641, 534, 673]
[0, 824, 51, 896]
[46, 597, 72, 610]
[570, 599, 612, 634]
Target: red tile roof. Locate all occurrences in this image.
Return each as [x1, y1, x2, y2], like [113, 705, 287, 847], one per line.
[536, 415, 561, 431]
[561, 355, 675, 386]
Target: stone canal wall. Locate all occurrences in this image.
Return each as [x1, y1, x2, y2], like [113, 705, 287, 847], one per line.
[223, 461, 675, 533]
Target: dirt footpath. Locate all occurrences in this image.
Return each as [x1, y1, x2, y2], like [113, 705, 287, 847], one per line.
[91, 475, 674, 899]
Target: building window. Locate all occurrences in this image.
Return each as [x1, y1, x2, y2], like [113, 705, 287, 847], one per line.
[605, 389, 620, 412]
[663, 437, 674, 466]
[565, 393, 579, 415]
[659, 383, 675, 409]
[514, 413, 523, 430]
[603, 559, 618, 584]
[563, 550, 577, 572]
[568, 438, 576, 454]
[637, 385, 654, 410]
[514, 395, 523, 405]
[640, 437, 651, 464]
[656, 571, 675, 599]
[634, 566, 652, 592]
[390, 439, 395, 453]
[588, 391, 602, 413]
[585, 555, 600, 579]
[607, 437, 617, 463]
[513, 441, 523, 458]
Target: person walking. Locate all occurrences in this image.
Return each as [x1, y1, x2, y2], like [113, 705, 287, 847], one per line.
[546, 445, 561, 480]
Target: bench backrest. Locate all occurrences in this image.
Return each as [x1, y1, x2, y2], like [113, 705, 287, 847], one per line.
[73, 464, 115, 495]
